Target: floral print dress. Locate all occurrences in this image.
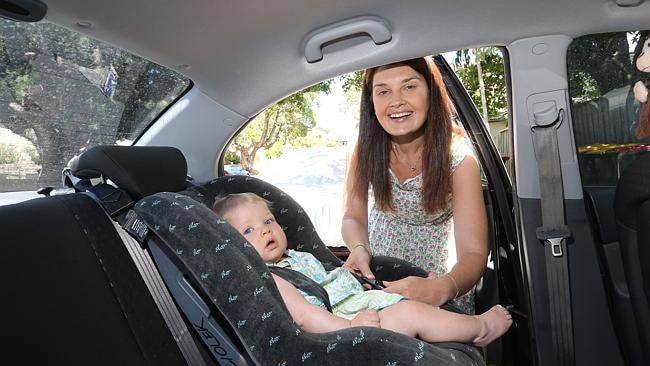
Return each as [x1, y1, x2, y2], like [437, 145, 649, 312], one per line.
[368, 138, 476, 314]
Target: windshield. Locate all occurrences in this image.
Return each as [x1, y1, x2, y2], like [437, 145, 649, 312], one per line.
[0, 19, 190, 193]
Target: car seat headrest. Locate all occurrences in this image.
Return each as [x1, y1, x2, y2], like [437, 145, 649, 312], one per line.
[70, 145, 188, 199]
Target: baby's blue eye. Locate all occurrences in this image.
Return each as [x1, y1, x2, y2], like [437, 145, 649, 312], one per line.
[265, 218, 274, 224]
[243, 227, 253, 235]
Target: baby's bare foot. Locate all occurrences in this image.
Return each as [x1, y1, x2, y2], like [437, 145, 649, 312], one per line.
[473, 305, 513, 347]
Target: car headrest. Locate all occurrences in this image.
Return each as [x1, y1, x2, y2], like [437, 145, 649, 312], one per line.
[70, 145, 188, 200]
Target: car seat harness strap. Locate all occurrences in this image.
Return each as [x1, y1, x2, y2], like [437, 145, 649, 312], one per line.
[531, 107, 574, 366]
[268, 266, 333, 312]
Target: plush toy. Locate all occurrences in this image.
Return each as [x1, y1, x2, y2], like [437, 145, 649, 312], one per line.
[632, 30, 650, 140]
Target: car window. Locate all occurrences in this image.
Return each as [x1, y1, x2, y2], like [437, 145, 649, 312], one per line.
[0, 19, 190, 196]
[222, 49, 509, 247]
[568, 31, 650, 187]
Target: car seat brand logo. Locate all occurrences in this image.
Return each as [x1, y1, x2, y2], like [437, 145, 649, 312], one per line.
[193, 317, 237, 365]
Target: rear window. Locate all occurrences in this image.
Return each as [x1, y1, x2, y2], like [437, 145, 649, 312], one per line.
[568, 30, 650, 186]
[0, 19, 190, 193]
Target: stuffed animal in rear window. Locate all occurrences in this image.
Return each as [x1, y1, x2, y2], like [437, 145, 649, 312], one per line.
[633, 30, 650, 140]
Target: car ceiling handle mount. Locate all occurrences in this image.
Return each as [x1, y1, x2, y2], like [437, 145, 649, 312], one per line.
[303, 16, 392, 63]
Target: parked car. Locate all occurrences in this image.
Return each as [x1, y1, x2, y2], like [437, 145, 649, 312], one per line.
[223, 164, 251, 176]
[2, 0, 650, 365]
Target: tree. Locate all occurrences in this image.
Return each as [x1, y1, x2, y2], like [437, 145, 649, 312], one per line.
[453, 47, 508, 121]
[0, 20, 188, 189]
[229, 82, 332, 172]
[567, 32, 634, 102]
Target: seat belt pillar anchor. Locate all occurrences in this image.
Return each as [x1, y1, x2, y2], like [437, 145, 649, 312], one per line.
[536, 226, 571, 257]
[546, 237, 565, 257]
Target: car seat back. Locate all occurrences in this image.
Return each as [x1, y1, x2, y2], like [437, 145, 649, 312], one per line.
[614, 153, 650, 366]
[0, 192, 188, 365]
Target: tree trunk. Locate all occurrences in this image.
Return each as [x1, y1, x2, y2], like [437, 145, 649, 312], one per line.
[476, 49, 489, 125]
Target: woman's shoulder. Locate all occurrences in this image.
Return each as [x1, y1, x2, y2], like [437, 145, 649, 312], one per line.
[450, 133, 475, 171]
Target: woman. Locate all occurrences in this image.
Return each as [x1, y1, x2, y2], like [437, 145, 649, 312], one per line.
[341, 56, 488, 314]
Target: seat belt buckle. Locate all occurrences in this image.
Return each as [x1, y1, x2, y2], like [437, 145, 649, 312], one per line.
[536, 226, 571, 257]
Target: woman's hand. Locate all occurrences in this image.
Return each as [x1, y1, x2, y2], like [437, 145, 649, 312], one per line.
[350, 310, 381, 328]
[342, 245, 374, 279]
[382, 276, 453, 306]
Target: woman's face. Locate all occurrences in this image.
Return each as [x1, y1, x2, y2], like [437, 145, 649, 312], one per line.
[371, 65, 429, 139]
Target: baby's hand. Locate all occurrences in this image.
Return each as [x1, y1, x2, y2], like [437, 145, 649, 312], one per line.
[350, 310, 380, 328]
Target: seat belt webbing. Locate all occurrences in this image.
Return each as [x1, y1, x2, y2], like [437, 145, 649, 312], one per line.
[111, 220, 206, 366]
[84, 189, 205, 366]
[531, 108, 574, 366]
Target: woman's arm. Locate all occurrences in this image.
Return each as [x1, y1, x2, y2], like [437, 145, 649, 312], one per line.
[382, 155, 488, 305]
[447, 155, 489, 297]
[341, 147, 374, 278]
[272, 274, 380, 332]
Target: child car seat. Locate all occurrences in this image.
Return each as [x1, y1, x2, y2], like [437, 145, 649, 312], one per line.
[131, 175, 485, 365]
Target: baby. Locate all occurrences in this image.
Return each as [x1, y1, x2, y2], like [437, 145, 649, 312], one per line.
[212, 192, 512, 346]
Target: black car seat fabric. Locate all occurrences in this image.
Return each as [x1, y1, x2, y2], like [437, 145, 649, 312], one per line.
[70, 145, 189, 199]
[135, 191, 485, 365]
[614, 153, 650, 366]
[1, 145, 212, 365]
[1, 193, 187, 365]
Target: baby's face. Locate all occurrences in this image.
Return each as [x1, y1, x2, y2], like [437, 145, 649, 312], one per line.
[226, 200, 288, 263]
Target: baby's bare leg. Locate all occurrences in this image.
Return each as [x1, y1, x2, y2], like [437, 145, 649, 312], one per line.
[378, 301, 512, 346]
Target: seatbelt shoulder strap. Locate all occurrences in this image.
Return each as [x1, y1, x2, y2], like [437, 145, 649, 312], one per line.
[531, 106, 574, 366]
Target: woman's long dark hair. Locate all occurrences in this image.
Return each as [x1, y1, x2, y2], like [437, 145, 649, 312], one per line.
[353, 56, 456, 213]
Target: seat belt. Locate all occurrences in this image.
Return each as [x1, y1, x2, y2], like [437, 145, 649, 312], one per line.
[531, 106, 574, 366]
[83, 187, 206, 366]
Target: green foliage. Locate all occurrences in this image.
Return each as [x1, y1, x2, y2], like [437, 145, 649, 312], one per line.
[0, 144, 20, 164]
[23, 143, 40, 164]
[229, 80, 332, 171]
[567, 32, 634, 102]
[290, 133, 337, 148]
[265, 142, 284, 158]
[453, 47, 508, 119]
[340, 71, 363, 92]
[6, 71, 31, 103]
[223, 149, 240, 164]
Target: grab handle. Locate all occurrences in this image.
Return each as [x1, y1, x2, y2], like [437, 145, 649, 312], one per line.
[303, 16, 392, 63]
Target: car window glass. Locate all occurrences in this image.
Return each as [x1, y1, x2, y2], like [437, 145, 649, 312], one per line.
[222, 49, 508, 247]
[448, 47, 511, 176]
[0, 19, 190, 195]
[568, 31, 650, 187]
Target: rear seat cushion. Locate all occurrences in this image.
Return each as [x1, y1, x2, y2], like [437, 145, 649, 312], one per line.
[135, 191, 485, 365]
